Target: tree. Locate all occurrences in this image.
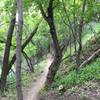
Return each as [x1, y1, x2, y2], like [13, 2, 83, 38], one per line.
[0, 12, 16, 90]
[76, 0, 86, 71]
[16, 0, 23, 99]
[0, 23, 39, 90]
[61, 0, 87, 72]
[22, 51, 34, 72]
[38, 0, 64, 89]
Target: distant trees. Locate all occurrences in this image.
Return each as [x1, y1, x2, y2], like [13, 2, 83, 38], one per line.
[62, 0, 86, 72]
[37, 0, 99, 89]
[38, 0, 87, 89]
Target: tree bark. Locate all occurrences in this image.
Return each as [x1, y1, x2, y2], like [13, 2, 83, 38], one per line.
[0, 23, 39, 89]
[16, 0, 23, 99]
[39, 0, 62, 89]
[45, 19, 62, 89]
[0, 14, 16, 90]
[22, 51, 34, 72]
[9, 23, 39, 68]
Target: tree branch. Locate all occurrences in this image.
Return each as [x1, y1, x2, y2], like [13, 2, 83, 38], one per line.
[79, 49, 100, 68]
[38, 1, 48, 21]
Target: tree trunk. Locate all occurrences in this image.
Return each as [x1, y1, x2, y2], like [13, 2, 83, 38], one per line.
[0, 14, 16, 90]
[45, 19, 62, 89]
[22, 51, 34, 72]
[0, 23, 39, 89]
[16, 0, 23, 99]
[76, 0, 86, 71]
[39, 0, 62, 89]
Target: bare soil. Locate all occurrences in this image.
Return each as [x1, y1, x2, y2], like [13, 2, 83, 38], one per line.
[23, 54, 53, 100]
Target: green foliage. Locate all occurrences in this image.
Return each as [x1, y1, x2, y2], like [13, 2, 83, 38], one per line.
[0, 0, 100, 98]
[86, 0, 100, 22]
[7, 60, 47, 86]
[0, 60, 46, 99]
[22, 60, 46, 86]
[52, 58, 100, 89]
[39, 86, 46, 97]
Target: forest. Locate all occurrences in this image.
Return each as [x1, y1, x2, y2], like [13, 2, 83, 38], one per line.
[0, 0, 100, 100]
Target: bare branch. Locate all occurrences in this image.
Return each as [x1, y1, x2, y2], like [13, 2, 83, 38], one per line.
[38, 1, 48, 21]
[79, 49, 100, 68]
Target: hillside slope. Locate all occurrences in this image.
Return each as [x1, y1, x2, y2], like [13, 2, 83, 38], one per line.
[39, 35, 100, 100]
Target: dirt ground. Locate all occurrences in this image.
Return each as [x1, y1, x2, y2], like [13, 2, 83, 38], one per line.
[39, 82, 100, 100]
[23, 54, 53, 100]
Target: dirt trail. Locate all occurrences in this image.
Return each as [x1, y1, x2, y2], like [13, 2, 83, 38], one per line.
[23, 54, 53, 100]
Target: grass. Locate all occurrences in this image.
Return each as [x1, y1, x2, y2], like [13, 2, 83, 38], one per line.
[39, 30, 100, 96]
[0, 60, 47, 100]
[39, 57, 100, 96]
[51, 58, 100, 90]
[22, 60, 47, 87]
[39, 85, 47, 97]
[7, 60, 46, 87]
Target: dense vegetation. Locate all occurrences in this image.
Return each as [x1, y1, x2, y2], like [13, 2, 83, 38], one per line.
[0, 0, 100, 100]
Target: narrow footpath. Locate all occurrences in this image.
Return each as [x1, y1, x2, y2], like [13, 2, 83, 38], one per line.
[23, 54, 53, 100]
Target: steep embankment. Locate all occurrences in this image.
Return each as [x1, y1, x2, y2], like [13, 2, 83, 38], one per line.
[40, 58, 100, 100]
[39, 36, 100, 100]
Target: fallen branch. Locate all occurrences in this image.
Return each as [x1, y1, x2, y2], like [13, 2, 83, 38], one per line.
[79, 48, 100, 68]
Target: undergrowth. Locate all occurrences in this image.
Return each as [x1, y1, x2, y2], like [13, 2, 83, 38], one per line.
[0, 60, 47, 99]
[39, 34, 100, 96]
[51, 58, 100, 90]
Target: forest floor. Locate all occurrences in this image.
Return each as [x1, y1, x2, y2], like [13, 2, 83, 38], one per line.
[39, 36, 100, 100]
[23, 54, 53, 100]
[40, 81, 100, 100]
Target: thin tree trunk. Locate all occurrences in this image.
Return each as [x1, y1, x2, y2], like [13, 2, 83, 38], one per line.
[76, 0, 86, 71]
[0, 23, 39, 89]
[9, 23, 39, 68]
[16, 0, 23, 99]
[0, 14, 16, 90]
[22, 51, 34, 72]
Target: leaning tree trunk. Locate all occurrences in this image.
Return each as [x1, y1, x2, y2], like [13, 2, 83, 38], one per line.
[22, 51, 34, 72]
[45, 21, 62, 89]
[16, 0, 23, 99]
[0, 23, 39, 89]
[0, 14, 16, 90]
[79, 49, 100, 68]
[39, 0, 63, 89]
